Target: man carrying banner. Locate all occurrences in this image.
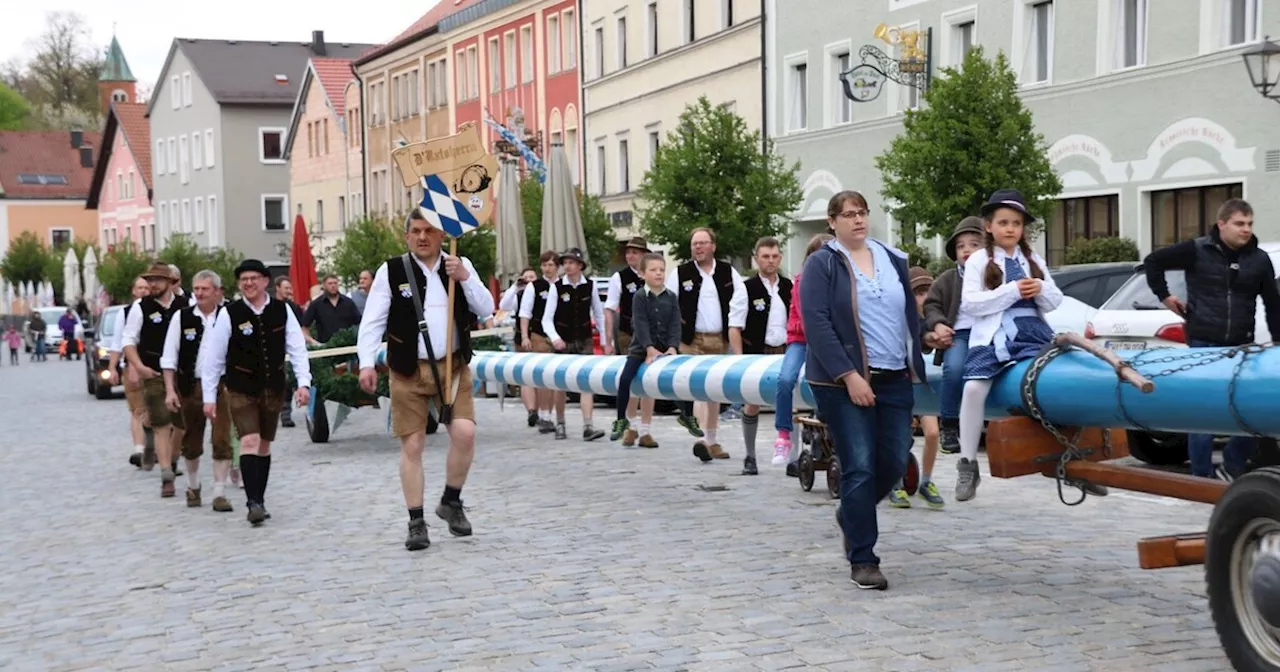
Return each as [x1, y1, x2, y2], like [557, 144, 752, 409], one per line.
[357, 209, 495, 551]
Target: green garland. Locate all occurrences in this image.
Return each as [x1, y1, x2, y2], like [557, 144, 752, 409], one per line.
[287, 328, 506, 408]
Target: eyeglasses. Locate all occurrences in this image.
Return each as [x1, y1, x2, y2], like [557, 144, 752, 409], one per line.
[838, 209, 869, 219]
[691, 241, 713, 247]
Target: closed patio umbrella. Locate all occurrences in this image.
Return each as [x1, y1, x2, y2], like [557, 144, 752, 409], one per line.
[540, 144, 590, 266]
[494, 158, 529, 286]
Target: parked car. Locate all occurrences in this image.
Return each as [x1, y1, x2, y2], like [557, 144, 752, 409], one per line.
[85, 305, 124, 399]
[1044, 295, 1097, 336]
[1049, 262, 1138, 308]
[24, 305, 83, 352]
[1084, 242, 1280, 465]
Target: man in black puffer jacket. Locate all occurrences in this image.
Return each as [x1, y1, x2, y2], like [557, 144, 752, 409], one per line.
[1143, 198, 1280, 479]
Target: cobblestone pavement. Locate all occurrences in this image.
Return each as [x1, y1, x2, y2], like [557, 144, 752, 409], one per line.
[0, 359, 1232, 671]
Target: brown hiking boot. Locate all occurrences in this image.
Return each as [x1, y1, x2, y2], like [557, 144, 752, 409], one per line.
[638, 434, 658, 448]
[186, 487, 202, 507]
[161, 480, 175, 498]
[707, 443, 730, 459]
[622, 429, 638, 447]
[211, 496, 232, 512]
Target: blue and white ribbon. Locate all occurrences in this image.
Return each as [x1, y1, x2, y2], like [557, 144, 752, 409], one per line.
[483, 116, 546, 183]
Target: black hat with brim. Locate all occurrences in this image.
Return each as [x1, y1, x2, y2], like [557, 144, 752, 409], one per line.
[560, 248, 586, 265]
[979, 188, 1037, 223]
[235, 259, 270, 278]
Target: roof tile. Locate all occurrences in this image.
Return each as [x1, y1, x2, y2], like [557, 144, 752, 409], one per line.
[0, 130, 101, 200]
[311, 58, 357, 117]
[359, 0, 485, 63]
[177, 38, 376, 106]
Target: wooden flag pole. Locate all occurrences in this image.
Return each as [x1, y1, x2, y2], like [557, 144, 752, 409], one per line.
[442, 236, 458, 406]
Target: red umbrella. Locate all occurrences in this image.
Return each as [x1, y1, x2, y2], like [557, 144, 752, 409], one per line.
[289, 214, 319, 305]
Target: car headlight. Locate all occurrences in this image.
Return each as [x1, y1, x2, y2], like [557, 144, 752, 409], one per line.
[99, 369, 112, 380]
[97, 347, 107, 359]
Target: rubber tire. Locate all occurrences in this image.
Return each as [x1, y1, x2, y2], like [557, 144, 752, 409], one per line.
[95, 377, 113, 399]
[826, 454, 841, 499]
[307, 397, 330, 443]
[798, 451, 815, 492]
[1207, 466, 1280, 672]
[86, 369, 96, 395]
[1127, 430, 1189, 466]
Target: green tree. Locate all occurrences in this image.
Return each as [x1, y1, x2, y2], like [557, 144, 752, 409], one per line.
[1065, 236, 1140, 265]
[326, 216, 405, 285]
[3, 12, 104, 129]
[636, 96, 802, 262]
[204, 247, 246, 292]
[875, 46, 1063, 243]
[156, 234, 208, 284]
[519, 175, 619, 275]
[455, 225, 497, 284]
[0, 81, 32, 130]
[0, 231, 52, 287]
[95, 240, 150, 303]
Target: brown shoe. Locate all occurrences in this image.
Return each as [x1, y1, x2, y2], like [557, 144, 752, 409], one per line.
[638, 434, 658, 448]
[622, 429, 639, 447]
[161, 480, 175, 498]
[851, 564, 889, 591]
[186, 487, 201, 507]
[211, 496, 233, 512]
[707, 443, 730, 459]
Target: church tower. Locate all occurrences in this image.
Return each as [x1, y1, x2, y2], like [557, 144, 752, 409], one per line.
[98, 35, 137, 114]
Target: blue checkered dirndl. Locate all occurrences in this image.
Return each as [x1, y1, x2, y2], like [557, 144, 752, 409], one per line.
[963, 257, 1055, 381]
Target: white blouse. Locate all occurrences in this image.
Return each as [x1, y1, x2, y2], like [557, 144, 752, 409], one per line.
[959, 245, 1063, 348]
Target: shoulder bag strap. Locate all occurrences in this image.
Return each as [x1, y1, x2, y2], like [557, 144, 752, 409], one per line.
[399, 253, 452, 423]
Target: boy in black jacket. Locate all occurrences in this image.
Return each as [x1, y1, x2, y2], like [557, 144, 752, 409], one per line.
[611, 253, 681, 443]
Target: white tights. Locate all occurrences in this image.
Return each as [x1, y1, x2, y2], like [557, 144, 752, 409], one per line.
[959, 379, 993, 461]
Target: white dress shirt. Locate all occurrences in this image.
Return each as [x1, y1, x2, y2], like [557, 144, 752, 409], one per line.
[604, 267, 642, 312]
[757, 275, 789, 347]
[120, 294, 177, 352]
[109, 301, 138, 354]
[357, 253, 496, 370]
[517, 274, 559, 320]
[199, 296, 312, 403]
[960, 245, 1063, 348]
[541, 274, 607, 345]
[665, 261, 749, 334]
[160, 303, 222, 374]
[498, 284, 523, 313]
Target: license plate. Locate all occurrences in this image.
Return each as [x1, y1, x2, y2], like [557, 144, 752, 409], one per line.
[1106, 340, 1147, 351]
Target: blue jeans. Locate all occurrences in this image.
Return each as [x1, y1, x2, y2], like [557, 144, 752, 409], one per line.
[812, 372, 915, 566]
[774, 343, 807, 432]
[1187, 338, 1254, 477]
[939, 329, 970, 421]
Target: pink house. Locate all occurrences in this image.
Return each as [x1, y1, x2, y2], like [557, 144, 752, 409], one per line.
[87, 101, 154, 251]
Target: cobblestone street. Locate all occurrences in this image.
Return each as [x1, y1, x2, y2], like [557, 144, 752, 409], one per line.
[0, 359, 1232, 671]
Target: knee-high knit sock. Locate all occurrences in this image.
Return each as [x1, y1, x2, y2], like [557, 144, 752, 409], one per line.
[260, 454, 272, 503]
[240, 455, 265, 505]
[959, 380, 993, 462]
[742, 413, 759, 460]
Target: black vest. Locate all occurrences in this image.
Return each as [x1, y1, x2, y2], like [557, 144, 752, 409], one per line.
[384, 254, 476, 376]
[174, 305, 221, 397]
[527, 277, 553, 336]
[552, 278, 595, 342]
[135, 296, 181, 370]
[1185, 234, 1272, 346]
[222, 298, 289, 396]
[742, 274, 793, 353]
[614, 266, 642, 335]
[676, 261, 734, 345]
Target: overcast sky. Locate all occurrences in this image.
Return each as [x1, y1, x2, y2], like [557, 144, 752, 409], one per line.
[2, 1, 439, 92]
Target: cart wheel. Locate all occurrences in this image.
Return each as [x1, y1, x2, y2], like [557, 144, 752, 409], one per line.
[826, 454, 841, 500]
[903, 452, 921, 496]
[307, 393, 330, 444]
[1207, 466, 1280, 671]
[798, 451, 815, 492]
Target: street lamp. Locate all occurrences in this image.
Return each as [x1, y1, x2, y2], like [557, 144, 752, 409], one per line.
[1241, 36, 1280, 103]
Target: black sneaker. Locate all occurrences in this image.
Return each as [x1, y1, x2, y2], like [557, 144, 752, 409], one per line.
[583, 425, 604, 442]
[527, 410, 538, 427]
[851, 564, 889, 590]
[405, 519, 430, 551]
[742, 456, 758, 475]
[677, 412, 705, 438]
[610, 418, 630, 442]
[128, 452, 142, 468]
[554, 423, 567, 440]
[246, 502, 266, 526]
[940, 426, 960, 455]
[692, 442, 712, 463]
[436, 500, 473, 537]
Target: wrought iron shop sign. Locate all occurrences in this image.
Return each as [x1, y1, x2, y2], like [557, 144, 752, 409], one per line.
[840, 24, 932, 103]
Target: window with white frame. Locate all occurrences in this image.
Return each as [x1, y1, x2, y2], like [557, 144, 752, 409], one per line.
[456, 51, 468, 100]
[505, 32, 517, 87]
[1021, 1, 1054, 83]
[549, 15, 562, 73]
[181, 72, 192, 106]
[617, 134, 630, 193]
[616, 15, 628, 69]
[594, 24, 605, 78]
[521, 26, 534, 82]
[204, 129, 215, 168]
[339, 196, 347, 228]
[895, 25, 922, 111]
[722, 0, 734, 28]
[596, 143, 607, 195]
[829, 47, 852, 126]
[941, 5, 978, 68]
[158, 202, 168, 237]
[260, 128, 285, 163]
[1225, 0, 1259, 46]
[1108, 0, 1149, 69]
[647, 125, 660, 169]
[787, 58, 809, 132]
[207, 196, 217, 245]
[170, 75, 180, 109]
[155, 140, 166, 176]
[563, 10, 577, 68]
[685, 0, 696, 43]
[181, 198, 191, 233]
[316, 199, 325, 232]
[126, 169, 134, 199]
[194, 197, 204, 233]
[410, 69, 419, 114]
[192, 131, 202, 169]
[467, 46, 479, 98]
[437, 58, 448, 102]
[179, 135, 190, 184]
[646, 2, 659, 57]
[262, 195, 288, 231]
[115, 173, 122, 201]
[170, 200, 178, 235]
[488, 38, 501, 92]
[167, 137, 176, 170]
[427, 62, 439, 106]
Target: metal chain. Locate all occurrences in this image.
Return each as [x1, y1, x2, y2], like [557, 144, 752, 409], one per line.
[1019, 345, 1092, 506]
